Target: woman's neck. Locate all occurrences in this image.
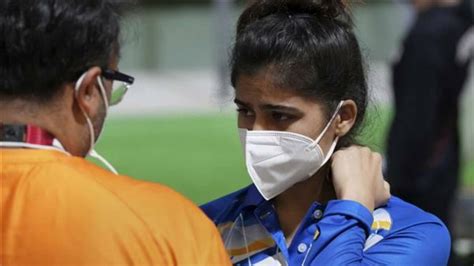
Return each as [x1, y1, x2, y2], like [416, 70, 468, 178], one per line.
[272, 166, 336, 237]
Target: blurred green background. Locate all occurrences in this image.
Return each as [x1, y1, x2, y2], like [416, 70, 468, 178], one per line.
[95, 109, 473, 205]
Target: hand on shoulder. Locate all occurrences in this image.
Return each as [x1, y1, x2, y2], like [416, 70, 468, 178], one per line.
[331, 146, 391, 211]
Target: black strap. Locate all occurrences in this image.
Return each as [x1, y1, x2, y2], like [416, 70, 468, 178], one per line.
[0, 124, 26, 142]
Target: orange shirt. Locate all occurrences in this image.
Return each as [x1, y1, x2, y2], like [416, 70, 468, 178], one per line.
[0, 149, 230, 265]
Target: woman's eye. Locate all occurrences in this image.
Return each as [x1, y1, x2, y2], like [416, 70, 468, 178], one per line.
[236, 108, 255, 117]
[271, 112, 293, 121]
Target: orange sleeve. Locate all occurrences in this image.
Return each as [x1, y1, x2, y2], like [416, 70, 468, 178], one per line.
[201, 225, 232, 265]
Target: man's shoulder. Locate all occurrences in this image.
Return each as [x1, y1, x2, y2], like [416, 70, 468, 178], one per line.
[52, 154, 189, 201]
[3, 151, 226, 264]
[83, 164, 214, 228]
[40, 154, 215, 232]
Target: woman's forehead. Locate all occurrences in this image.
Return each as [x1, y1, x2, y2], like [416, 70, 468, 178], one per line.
[235, 73, 319, 109]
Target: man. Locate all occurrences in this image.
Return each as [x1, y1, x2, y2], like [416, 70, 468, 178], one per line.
[0, 1, 230, 265]
[387, 0, 472, 229]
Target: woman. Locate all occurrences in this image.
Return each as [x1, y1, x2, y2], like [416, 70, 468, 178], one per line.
[201, 0, 450, 265]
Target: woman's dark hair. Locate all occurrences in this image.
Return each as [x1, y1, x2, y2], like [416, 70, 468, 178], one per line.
[0, 0, 131, 102]
[231, 0, 368, 148]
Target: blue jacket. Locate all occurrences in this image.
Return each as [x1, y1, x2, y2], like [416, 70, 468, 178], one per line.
[201, 185, 450, 265]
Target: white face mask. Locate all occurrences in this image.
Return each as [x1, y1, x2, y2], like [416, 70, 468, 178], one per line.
[73, 72, 118, 174]
[238, 101, 344, 200]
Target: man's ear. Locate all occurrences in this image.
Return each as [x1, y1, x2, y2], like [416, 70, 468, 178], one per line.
[335, 100, 358, 137]
[74, 67, 103, 118]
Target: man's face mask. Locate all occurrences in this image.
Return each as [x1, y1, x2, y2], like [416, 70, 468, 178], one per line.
[239, 101, 344, 200]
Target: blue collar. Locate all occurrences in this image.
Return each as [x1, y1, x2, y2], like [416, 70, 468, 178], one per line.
[240, 184, 266, 209]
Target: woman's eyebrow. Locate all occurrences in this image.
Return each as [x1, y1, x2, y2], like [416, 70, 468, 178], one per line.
[234, 98, 250, 107]
[261, 104, 302, 114]
[235, 99, 303, 114]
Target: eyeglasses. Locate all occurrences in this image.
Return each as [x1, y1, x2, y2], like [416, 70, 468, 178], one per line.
[101, 69, 135, 106]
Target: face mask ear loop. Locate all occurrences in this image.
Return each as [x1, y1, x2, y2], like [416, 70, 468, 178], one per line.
[322, 136, 339, 166]
[314, 100, 345, 145]
[84, 117, 95, 155]
[90, 76, 118, 174]
[74, 73, 95, 155]
[89, 149, 118, 175]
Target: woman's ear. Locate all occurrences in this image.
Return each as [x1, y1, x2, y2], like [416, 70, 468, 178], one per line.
[335, 100, 358, 137]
